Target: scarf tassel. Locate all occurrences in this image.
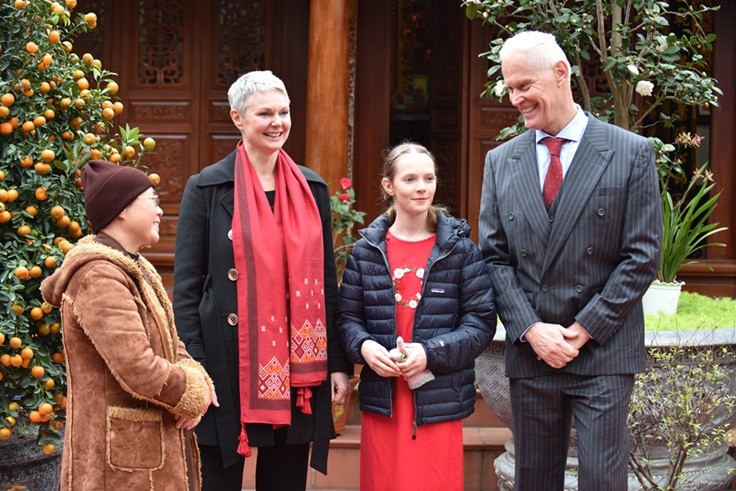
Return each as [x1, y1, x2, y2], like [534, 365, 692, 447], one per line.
[237, 423, 252, 457]
[296, 387, 313, 415]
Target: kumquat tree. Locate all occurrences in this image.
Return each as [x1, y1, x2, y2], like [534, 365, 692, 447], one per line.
[0, 0, 155, 453]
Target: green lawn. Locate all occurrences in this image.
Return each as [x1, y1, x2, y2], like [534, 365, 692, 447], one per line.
[645, 291, 736, 331]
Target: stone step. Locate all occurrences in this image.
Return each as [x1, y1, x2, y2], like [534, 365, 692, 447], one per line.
[241, 424, 511, 490]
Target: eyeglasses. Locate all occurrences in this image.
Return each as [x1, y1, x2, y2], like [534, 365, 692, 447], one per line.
[137, 195, 160, 207]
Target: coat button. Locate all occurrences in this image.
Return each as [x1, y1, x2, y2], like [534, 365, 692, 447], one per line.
[586, 247, 594, 255]
[507, 213, 515, 221]
[597, 208, 605, 216]
[228, 268, 239, 281]
[541, 285, 548, 292]
[227, 313, 238, 326]
[548, 215, 554, 222]
[520, 249, 528, 258]
[576, 285, 583, 293]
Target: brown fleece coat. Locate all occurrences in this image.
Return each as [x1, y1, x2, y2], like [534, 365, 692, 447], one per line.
[41, 235, 212, 490]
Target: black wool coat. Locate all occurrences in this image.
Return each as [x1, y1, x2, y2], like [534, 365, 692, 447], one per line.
[173, 151, 352, 473]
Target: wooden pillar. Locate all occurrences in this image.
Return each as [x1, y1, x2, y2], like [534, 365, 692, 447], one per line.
[305, 0, 353, 193]
[710, 0, 735, 261]
[353, 0, 391, 223]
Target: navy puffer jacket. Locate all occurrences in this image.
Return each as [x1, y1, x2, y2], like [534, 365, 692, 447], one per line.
[337, 213, 496, 426]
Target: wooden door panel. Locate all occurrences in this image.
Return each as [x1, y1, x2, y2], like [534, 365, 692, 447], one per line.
[198, 0, 267, 168]
[466, 20, 520, 239]
[114, 1, 200, 263]
[353, 0, 392, 223]
[429, 0, 464, 216]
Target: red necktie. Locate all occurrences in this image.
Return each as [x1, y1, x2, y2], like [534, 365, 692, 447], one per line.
[542, 137, 566, 208]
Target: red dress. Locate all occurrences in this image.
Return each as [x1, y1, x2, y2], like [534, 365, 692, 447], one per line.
[360, 231, 464, 491]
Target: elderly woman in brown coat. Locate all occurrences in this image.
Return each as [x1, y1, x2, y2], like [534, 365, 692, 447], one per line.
[41, 160, 216, 490]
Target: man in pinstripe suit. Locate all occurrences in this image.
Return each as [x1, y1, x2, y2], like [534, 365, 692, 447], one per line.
[478, 31, 662, 490]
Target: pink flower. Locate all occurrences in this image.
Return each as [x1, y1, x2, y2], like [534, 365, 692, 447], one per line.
[340, 177, 353, 190]
[339, 193, 351, 202]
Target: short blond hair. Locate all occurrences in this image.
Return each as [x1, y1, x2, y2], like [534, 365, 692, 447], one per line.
[227, 70, 289, 114]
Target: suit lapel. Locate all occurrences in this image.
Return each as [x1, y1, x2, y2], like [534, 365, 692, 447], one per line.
[510, 132, 552, 245]
[542, 117, 614, 273]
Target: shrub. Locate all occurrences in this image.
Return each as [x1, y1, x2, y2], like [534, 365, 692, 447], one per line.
[330, 177, 365, 283]
[629, 343, 736, 490]
[0, 0, 154, 451]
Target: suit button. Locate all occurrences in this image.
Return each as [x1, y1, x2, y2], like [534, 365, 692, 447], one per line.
[576, 285, 583, 293]
[507, 213, 515, 221]
[541, 285, 548, 292]
[520, 249, 528, 258]
[228, 268, 239, 281]
[227, 313, 239, 326]
[548, 215, 554, 222]
[597, 208, 605, 216]
[586, 247, 594, 255]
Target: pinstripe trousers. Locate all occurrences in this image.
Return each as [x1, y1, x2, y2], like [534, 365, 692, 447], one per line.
[509, 373, 634, 491]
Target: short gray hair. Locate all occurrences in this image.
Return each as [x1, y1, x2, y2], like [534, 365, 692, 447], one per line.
[227, 70, 290, 114]
[500, 31, 570, 73]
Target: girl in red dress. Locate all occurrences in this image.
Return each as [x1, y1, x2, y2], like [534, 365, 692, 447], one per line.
[337, 142, 496, 490]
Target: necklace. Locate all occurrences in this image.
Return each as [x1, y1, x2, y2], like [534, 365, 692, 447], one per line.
[391, 265, 425, 309]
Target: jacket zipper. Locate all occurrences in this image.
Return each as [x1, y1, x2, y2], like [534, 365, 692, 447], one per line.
[410, 239, 459, 437]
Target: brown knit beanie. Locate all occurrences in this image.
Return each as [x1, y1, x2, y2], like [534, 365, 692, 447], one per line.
[81, 160, 154, 232]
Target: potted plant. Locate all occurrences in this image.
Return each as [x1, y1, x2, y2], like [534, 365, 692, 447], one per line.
[330, 176, 366, 285]
[329, 176, 365, 433]
[628, 341, 736, 490]
[478, 293, 736, 491]
[629, 293, 736, 490]
[0, 1, 154, 487]
[642, 133, 728, 315]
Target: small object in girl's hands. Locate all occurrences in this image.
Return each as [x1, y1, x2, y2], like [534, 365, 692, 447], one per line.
[388, 336, 435, 389]
[388, 336, 408, 362]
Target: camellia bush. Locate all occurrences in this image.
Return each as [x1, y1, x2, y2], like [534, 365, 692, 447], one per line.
[462, 0, 721, 136]
[0, 0, 155, 453]
[463, 0, 728, 284]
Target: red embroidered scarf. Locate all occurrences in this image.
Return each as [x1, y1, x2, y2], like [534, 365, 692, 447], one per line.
[231, 141, 328, 456]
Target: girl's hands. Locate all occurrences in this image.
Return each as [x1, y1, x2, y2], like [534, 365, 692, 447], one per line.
[361, 339, 401, 377]
[396, 342, 428, 378]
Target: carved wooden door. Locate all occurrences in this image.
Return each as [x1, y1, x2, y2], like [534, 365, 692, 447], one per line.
[74, 0, 309, 283]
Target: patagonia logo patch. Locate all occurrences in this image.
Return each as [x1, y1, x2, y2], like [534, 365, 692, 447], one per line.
[430, 288, 445, 294]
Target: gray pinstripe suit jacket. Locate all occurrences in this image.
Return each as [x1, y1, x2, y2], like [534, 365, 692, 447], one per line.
[479, 115, 663, 379]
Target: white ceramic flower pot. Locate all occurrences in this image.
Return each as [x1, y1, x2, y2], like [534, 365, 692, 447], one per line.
[642, 280, 684, 316]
